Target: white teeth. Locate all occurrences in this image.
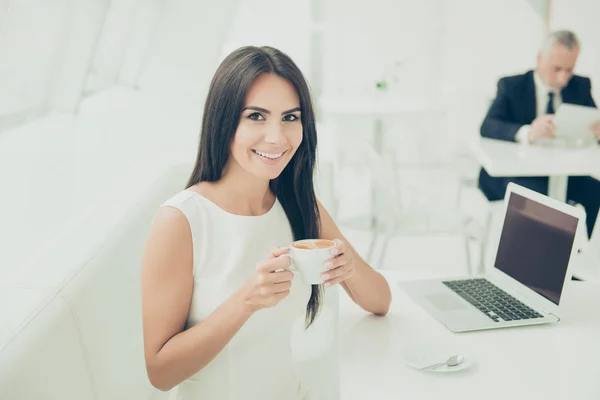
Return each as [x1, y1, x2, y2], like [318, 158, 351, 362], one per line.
[254, 150, 284, 159]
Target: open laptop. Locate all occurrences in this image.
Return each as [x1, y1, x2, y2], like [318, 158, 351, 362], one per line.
[400, 182, 585, 332]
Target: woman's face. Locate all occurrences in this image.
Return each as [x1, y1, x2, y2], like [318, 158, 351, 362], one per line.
[229, 73, 303, 181]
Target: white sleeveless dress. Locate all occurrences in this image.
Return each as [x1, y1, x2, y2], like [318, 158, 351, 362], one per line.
[161, 189, 312, 400]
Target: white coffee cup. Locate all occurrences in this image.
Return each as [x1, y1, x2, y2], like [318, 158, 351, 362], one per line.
[282, 239, 336, 285]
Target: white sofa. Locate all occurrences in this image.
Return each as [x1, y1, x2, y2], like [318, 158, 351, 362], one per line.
[0, 160, 192, 399]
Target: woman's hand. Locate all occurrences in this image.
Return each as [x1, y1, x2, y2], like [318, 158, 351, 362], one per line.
[242, 247, 295, 313]
[321, 239, 355, 287]
[590, 121, 600, 140]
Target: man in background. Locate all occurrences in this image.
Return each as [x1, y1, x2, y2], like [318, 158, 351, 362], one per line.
[478, 30, 600, 238]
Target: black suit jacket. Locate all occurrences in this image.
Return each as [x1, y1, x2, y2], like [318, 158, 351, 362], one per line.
[478, 70, 597, 200]
[480, 70, 596, 142]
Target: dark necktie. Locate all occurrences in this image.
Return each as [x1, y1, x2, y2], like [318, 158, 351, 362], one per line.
[546, 92, 555, 114]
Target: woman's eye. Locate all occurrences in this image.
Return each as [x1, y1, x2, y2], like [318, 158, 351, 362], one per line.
[248, 112, 264, 121]
[283, 114, 299, 122]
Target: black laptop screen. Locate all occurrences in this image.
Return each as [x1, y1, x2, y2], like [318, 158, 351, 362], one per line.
[494, 192, 578, 305]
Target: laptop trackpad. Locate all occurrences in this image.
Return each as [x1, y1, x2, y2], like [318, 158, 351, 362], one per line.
[426, 294, 468, 311]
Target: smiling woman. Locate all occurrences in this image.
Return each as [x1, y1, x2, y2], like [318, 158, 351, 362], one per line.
[140, 46, 391, 400]
[232, 74, 304, 179]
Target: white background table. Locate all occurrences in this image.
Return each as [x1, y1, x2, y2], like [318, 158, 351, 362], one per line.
[470, 137, 600, 201]
[319, 93, 443, 155]
[318, 93, 445, 259]
[340, 270, 600, 400]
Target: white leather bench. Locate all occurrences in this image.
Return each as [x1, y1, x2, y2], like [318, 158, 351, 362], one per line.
[0, 160, 192, 399]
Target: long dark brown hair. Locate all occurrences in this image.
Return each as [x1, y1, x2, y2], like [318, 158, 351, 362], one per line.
[186, 46, 322, 327]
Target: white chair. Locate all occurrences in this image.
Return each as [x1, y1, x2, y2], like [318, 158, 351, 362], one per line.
[370, 148, 494, 274]
[314, 122, 340, 218]
[315, 120, 393, 260]
[571, 211, 600, 281]
[315, 120, 378, 224]
[316, 120, 493, 273]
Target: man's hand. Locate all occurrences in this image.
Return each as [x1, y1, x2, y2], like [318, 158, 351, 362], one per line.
[590, 121, 600, 140]
[529, 115, 555, 143]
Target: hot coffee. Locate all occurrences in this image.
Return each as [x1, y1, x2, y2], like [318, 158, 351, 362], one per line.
[292, 239, 335, 250]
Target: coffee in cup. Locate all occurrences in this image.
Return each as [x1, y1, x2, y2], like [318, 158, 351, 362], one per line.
[292, 239, 335, 250]
[284, 239, 336, 284]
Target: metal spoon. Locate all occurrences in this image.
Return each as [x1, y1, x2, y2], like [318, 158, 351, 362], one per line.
[420, 355, 464, 371]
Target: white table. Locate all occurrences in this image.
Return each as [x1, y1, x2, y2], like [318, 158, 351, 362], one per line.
[340, 270, 600, 400]
[470, 137, 600, 201]
[319, 94, 444, 259]
[319, 93, 443, 155]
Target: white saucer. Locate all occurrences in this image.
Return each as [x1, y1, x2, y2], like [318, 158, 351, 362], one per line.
[402, 343, 474, 373]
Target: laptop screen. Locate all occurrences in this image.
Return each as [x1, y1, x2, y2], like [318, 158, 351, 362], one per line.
[494, 192, 578, 305]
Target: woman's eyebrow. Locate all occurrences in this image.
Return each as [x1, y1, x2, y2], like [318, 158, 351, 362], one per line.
[242, 106, 301, 115]
[282, 107, 301, 114]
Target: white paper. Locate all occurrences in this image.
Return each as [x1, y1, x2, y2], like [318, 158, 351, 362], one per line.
[554, 103, 600, 145]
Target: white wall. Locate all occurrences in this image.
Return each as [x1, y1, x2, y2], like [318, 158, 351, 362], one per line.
[318, 0, 545, 99]
[134, 0, 237, 104]
[51, 0, 110, 112]
[221, 0, 311, 82]
[0, 0, 112, 117]
[84, 0, 140, 93]
[440, 0, 544, 98]
[551, 0, 600, 103]
[322, 0, 440, 97]
[440, 0, 544, 148]
[0, 0, 71, 116]
[316, 0, 545, 157]
[0, 0, 239, 125]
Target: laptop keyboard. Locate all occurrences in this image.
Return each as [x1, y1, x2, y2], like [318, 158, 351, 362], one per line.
[442, 279, 544, 322]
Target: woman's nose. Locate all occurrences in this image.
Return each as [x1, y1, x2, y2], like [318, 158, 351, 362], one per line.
[264, 122, 286, 143]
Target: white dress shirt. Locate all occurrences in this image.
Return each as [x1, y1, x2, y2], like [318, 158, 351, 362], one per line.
[515, 71, 562, 143]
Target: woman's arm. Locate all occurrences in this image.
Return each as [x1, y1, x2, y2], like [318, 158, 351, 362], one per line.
[141, 207, 252, 391]
[317, 200, 391, 316]
[141, 207, 294, 391]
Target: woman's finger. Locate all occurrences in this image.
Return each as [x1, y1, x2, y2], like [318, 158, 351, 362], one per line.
[257, 253, 291, 272]
[321, 260, 349, 281]
[269, 246, 290, 259]
[330, 238, 347, 256]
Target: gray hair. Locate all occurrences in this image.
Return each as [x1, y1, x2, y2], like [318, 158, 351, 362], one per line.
[541, 30, 580, 55]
